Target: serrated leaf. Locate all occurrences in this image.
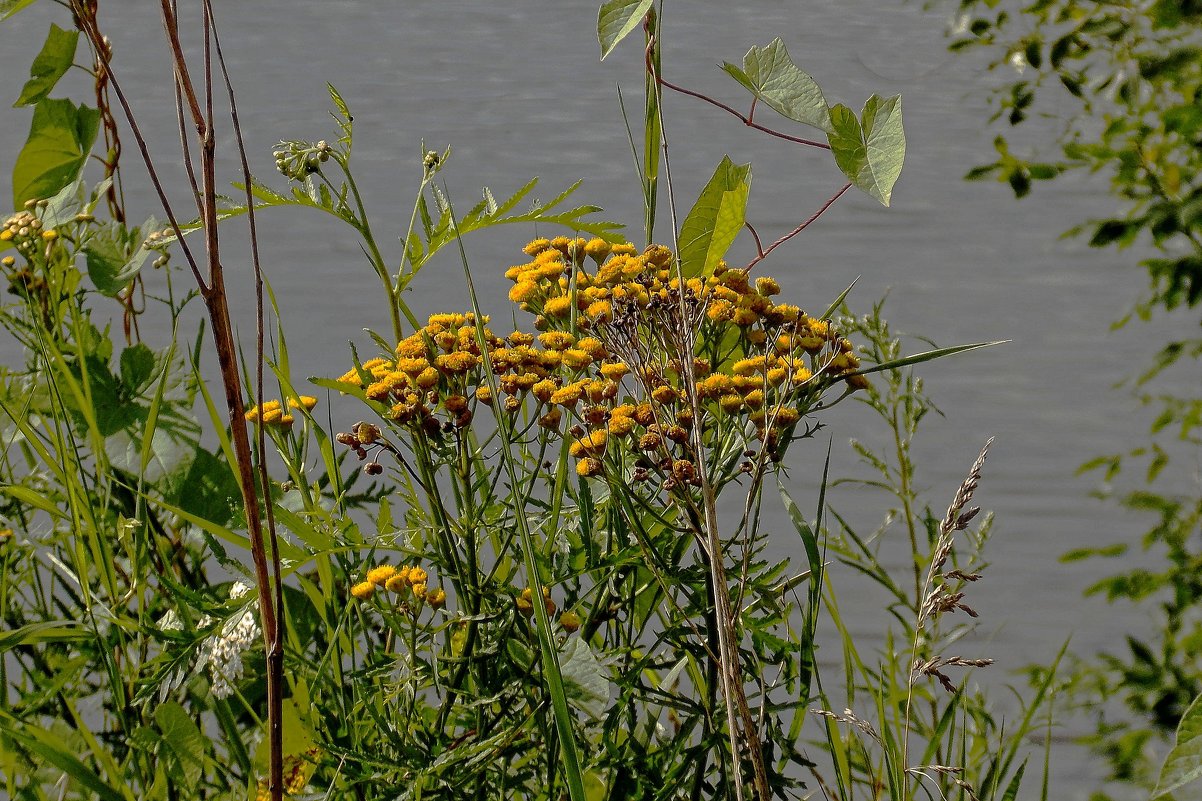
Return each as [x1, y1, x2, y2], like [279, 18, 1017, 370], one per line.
[678, 156, 751, 277]
[827, 94, 906, 206]
[721, 38, 830, 132]
[598, 0, 654, 60]
[12, 98, 100, 208]
[1153, 693, 1202, 798]
[326, 83, 353, 152]
[15, 23, 79, 107]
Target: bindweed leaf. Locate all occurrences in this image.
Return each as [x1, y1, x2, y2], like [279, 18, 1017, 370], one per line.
[15, 23, 79, 107]
[722, 38, 830, 132]
[560, 636, 611, 720]
[679, 156, 751, 277]
[154, 702, 206, 788]
[827, 95, 906, 206]
[119, 343, 156, 393]
[12, 98, 100, 208]
[598, 0, 654, 60]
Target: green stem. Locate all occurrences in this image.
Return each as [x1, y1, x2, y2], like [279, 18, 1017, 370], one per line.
[892, 403, 921, 609]
[331, 155, 416, 341]
[446, 189, 588, 801]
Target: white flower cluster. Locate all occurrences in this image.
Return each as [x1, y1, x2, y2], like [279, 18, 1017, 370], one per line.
[196, 582, 261, 700]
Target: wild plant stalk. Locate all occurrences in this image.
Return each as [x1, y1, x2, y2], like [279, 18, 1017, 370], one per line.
[644, 26, 771, 801]
[639, 9, 871, 793]
[901, 437, 994, 799]
[69, 2, 286, 797]
[446, 193, 588, 801]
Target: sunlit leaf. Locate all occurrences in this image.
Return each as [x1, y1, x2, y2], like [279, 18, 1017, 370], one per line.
[1, 722, 127, 801]
[827, 94, 906, 206]
[0, 621, 86, 651]
[0, 0, 38, 21]
[678, 156, 751, 277]
[598, 0, 654, 60]
[849, 340, 1006, 377]
[15, 23, 78, 107]
[560, 636, 611, 719]
[722, 38, 830, 131]
[12, 98, 100, 207]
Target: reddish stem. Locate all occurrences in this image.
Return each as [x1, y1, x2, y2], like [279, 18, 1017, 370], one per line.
[744, 182, 852, 271]
[645, 35, 830, 151]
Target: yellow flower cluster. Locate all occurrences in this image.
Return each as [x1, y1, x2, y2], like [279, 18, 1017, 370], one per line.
[351, 563, 446, 609]
[332, 237, 867, 482]
[244, 396, 318, 429]
[333, 311, 625, 431]
[500, 238, 866, 474]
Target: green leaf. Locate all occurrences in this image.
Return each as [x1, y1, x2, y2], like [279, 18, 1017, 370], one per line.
[39, 176, 86, 228]
[85, 218, 154, 296]
[120, 343, 156, 392]
[0, 0, 39, 21]
[1000, 757, 1028, 801]
[1060, 543, 1127, 562]
[154, 702, 206, 787]
[326, 83, 353, 152]
[0, 484, 68, 519]
[15, 24, 79, 107]
[1153, 693, 1202, 798]
[254, 697, 317, 771]
[12, 98, 100, 208]
[826, 95, 906, 206]
[2, 721, 128, 801]
[160, 447, 241, 527]
[598, 0, 654, 60]
[678, 156, 751, 277]
[559, 636, 611, 719]
[0, 620, 86, 651]
[722, 38, 830, 131]
[849, 340, 1005, 377]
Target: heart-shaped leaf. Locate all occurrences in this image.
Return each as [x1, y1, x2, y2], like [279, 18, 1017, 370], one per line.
[598, 0, 654, 60]
[679, 156, 752, 277]
[15, 23, 79, 108]
[827, 94, 905, 206]
[722, 38, 830, 132]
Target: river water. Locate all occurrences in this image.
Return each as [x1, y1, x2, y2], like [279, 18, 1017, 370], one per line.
[2, 2, 1199, 798]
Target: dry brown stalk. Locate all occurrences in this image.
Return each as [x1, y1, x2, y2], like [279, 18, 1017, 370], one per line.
[901, 437, 995, 799]
[70, 2, 286, 797]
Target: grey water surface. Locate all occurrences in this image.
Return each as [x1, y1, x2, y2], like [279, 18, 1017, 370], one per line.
[2, 2, 1199, 798]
